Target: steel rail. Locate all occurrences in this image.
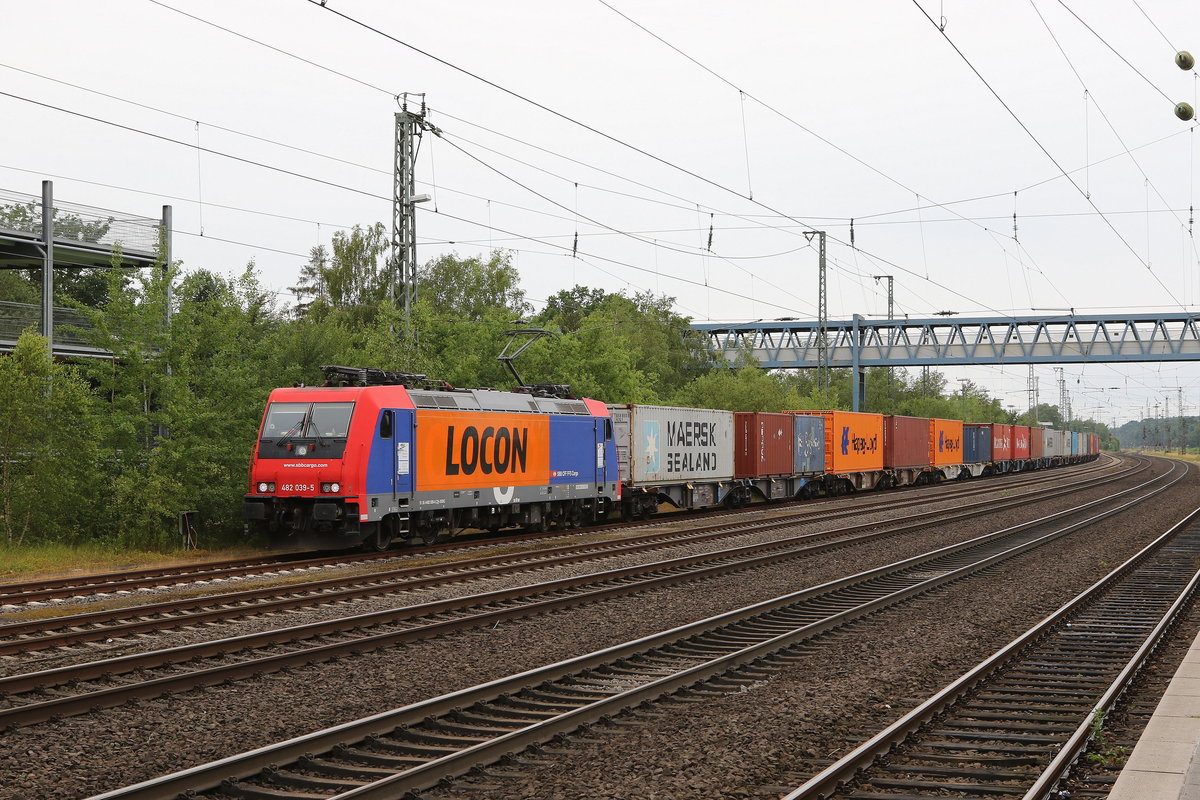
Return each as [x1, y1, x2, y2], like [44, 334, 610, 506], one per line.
[0, 457, 1112, 605]
[0, 456, 1140, 656]
[80, 459, 1183, 800]
[783, 490, 1200, 799]
[0, 457, 1151, 728]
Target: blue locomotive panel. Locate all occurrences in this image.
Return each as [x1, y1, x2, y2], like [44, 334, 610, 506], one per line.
[365, 409, 414, 495]
[549, 415, 602, 485]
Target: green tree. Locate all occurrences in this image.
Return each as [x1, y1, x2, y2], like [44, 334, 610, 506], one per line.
[0, 331, 99, 544]
[673, 366, 806, 411]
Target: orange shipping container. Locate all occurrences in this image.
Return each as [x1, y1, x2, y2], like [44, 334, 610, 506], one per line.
[414, 410, 550, 492]
[791, 410, 884, 473]
[930, 418, 964, 467]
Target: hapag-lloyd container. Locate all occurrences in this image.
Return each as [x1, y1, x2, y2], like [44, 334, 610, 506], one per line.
[792, 414, 825, 474]
[1013, 425, 1032, 459]
[963, 423, 991, 463]
[610, 404, 734, 485]
[791, 410, 884, 473]
[1029, 426, 1044, 459]
[884, 415, 931, 469]
[734, 412, 794, 478]
[930, 418, 964, 467]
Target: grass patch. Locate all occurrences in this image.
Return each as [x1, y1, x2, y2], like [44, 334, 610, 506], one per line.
[0, 541, 262, 582]
[1129, 449, 1200, 464]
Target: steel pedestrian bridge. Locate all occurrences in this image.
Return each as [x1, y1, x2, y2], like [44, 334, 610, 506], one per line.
[692, 313, 1200, 369]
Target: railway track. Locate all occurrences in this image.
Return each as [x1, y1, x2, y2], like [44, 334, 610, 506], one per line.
[0, 456, 1138, 661]
[0, 458, 1154, 728]
[79, 458, 1185, 800]
[0, 458, 1114, 606]
[783, 507, 1200, 800]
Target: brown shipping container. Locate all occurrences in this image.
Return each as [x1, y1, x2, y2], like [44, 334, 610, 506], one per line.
[791, 410, 884, 473]
[1029, 427, 1045, 459]
[991, 423, 1014, 460]
[883, 415, 931, 469]
[734, 412, 794, 478]
[1013, 426, 1031, 459]
[930, 418, 964, 467]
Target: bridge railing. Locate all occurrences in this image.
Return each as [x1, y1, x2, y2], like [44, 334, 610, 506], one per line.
[0, 188, 160, 258]
[0, 300, 99, 353]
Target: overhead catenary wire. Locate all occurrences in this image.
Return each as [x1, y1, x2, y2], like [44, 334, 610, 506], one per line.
[0, 48, 860, 314]
[140, 0, 1196, 323]
[591, 0, 1128, 328]
[415, 204, 806, 315]
[14, 47, 1189, 258]
[1055, 0, 1179, 106]
[302, 0, 1017, 319]
[0, 87, 808, 316]
[912, 0, 1188, 311]
[438, 134, 814, 310]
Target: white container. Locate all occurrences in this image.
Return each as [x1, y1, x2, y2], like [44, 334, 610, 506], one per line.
[609, 404, 735, 485]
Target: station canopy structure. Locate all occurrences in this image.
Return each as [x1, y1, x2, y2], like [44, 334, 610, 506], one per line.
[0, 183, 168, 359]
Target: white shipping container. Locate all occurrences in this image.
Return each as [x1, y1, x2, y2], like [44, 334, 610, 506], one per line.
[609, 404, 735, 485]
[1043, 429, 1057, 457]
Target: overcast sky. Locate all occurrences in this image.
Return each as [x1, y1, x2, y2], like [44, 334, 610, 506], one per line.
[4, 1, 1199, 426]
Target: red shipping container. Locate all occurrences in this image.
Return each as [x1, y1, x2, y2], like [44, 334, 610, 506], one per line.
[884, 415, 931, 469]
[990, 423, 1014, 460]
[1013, 426, 1031, 459]
[734, 412, 794, 478]
[1029, 427, 1045, 459]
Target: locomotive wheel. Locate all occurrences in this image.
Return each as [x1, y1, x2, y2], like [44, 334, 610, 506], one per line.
[361, 523, 394, 552]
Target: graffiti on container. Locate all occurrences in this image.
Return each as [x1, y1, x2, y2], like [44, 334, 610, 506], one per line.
[841, 426, 879, 456]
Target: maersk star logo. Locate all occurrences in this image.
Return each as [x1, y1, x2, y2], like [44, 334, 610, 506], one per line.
[643, 420, 661, 472]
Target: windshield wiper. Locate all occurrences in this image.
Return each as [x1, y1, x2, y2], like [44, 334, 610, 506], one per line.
[275, 408, 311, 449]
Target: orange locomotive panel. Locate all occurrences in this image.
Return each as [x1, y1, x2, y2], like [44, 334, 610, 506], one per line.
[414, 410, 550, 492]
[930, 418, 964, 466]
[792, 410, 884, 472]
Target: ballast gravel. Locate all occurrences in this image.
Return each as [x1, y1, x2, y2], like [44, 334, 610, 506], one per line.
[0, 458, 1129, 679]
[0, 456, 1185, 800]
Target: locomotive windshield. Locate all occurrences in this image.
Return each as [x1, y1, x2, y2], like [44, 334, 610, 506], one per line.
[261, 402, 355, 441]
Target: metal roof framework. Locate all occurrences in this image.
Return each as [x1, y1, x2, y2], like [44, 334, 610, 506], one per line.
[0, 182, 169, 359]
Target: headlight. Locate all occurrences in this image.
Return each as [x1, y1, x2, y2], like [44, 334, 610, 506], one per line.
[257, 482, 268, 493]
[321, 482, 342, 494]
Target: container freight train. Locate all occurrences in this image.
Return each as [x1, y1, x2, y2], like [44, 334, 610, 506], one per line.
[243, 367, 1100, 550]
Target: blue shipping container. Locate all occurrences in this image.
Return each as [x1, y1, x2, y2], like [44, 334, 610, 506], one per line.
[793, 415, 825, 473]
[963, 424, 991, 463]
[1071, 431, 1080, 456]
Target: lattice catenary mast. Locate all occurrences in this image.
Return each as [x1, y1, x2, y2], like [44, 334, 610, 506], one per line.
[393, 94, 438, 336]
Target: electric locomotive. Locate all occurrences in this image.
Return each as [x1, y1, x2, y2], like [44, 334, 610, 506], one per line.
[243, 366, 621, 550]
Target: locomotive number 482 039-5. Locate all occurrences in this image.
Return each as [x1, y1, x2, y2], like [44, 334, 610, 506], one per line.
[280, 483, 315, 493]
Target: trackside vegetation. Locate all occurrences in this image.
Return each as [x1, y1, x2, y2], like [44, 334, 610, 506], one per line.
[0, 226, 1120, 551]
